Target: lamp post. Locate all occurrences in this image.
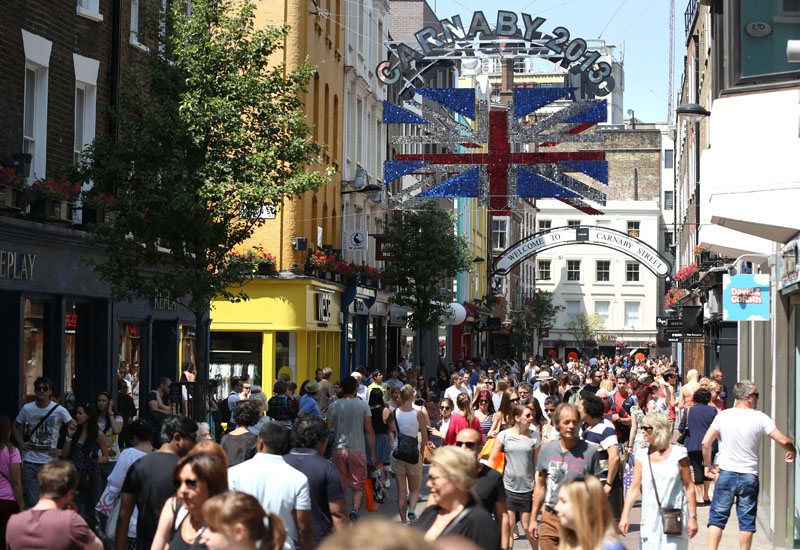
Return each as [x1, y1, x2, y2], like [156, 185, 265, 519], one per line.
[675, 102, 710, 260]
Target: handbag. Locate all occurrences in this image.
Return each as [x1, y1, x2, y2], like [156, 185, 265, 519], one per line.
[479, 437, 496, 460]
[422, 440, 436, 465]
[623, 453, 635, 497]
[104, 495, 122, 539]
[676, 408, 690, 446]
[647, 454, 683, 535]
[392, 410, 420, 464]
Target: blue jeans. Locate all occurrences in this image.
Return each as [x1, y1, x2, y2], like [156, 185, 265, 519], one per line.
[22, 462, 44, 506]
[708, 470, 759, 532]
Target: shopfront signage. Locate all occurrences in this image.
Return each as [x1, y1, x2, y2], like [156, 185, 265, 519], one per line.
[723, 274, 770, 321]
[372, 234, 392, 261]
[779, 238, 800, 292]
[345, 230, 368, 252]
[0, 249, 36, 280]
[493, 226, 670, 277]
[152, 295, 179, 311]
[316, 293, 332, 322]
[349, 298, 369, 316]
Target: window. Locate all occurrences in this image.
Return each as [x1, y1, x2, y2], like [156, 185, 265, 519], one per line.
[736, 2, 800, 82]
[627, 221, 640, 237]
[492, 217, 509, 250]
[76, 0, 103, 21]
[538, 219, 551, 231]
[624, 302, 640, 327]
[626, 262, 640, 282]
[664, 190, 674, 210]
[73, 54, 99, 166]
[74, 87, 85, 163]
[129, 0, 147, 49]
[22, 30, 52, 183]
[783, 0, 800, 14]
[595, 301, 610, 327]
[567, 260, 581, 281]
[664, 231, 673, 252]
[566, 300, 580, 323]
[664, 149, 674, 169]
[567, 220, 580, 227]
[596, 260, 610, 282]
[537, 260, 551, 281]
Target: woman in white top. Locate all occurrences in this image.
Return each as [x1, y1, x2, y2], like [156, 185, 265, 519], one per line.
[619, 412, 698, 550]
[390, 384, 429, 525]
[96, 391, 123, 479]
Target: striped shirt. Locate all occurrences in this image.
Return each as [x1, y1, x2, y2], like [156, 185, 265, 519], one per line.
[581, 419, 618, 483]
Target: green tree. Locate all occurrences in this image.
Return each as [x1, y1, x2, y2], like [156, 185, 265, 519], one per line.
[73, 0, 327, 402]
[382, 201, 472, 332]
[566, 312, 605, 356]
[525, 289, 563, 356]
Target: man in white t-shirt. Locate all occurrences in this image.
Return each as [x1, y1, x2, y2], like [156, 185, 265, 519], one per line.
[702, 380, 795, 550]
[443, 373, 471, 404]
[11, 376, 74, 505]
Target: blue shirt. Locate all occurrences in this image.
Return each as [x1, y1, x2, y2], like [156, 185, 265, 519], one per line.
[299, 394, 322, 418]
[678, 403, 718, 453]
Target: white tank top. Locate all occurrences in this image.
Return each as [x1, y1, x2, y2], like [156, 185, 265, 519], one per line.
[393, 408, 420, 449]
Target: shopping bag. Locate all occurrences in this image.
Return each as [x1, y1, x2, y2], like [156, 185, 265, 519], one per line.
[623, 453, 635, 497]
[479, 438, 496, 460]
[489, 450, 505, 475]
[364, 477, 376, 512]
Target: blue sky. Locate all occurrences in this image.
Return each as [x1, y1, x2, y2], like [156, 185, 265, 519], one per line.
[429, 0, 683, 124]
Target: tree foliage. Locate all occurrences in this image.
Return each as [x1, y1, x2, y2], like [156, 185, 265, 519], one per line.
[74, 0, 327, 315]
[566, 312, 605, 354]
[510, 289, 563, 356]
[382, 202, 472, 331]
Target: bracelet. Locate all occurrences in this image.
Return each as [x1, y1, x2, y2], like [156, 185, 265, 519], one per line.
[704, 464, 713, 468]
[65, 436, 73, 441]
[689, 514, 698, 519]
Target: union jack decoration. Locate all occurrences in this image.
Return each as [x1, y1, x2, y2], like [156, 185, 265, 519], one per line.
[383, 87, 608, 215]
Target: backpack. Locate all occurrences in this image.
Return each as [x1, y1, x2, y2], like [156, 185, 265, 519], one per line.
[216, 396, 231, 426]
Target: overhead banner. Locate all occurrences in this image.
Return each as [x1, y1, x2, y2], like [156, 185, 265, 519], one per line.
[723, 274, 770, 321]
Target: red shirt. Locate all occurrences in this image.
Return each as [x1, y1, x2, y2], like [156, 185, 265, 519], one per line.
[444, 413, 485, 445]
[6, 508, 95, 550]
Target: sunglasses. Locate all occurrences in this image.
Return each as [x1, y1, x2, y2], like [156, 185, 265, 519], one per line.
[510, 398, 519, 403]
[440, 406, 451, 411]
[35, 386, 50, 392]
[478, 399, 490, 403]
[749, 392, 759, 398]
[455, 441, 478, 449]
[545, 408, 555, 413]
[641, 426, 653, 431]
[173, 477, 199, 490]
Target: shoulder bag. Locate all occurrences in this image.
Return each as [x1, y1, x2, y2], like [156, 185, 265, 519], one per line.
[647, 453, 683, 536]
[676, 408, 690, 446]
[392, 410, 419, 464]
[23, 403, 60, 442]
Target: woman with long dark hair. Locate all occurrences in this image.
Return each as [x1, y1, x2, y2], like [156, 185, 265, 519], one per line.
[96, 390, 123, 479]
[62, 403, 108, 527]
[369, 388, 394, 488]
[0, 415, 24, 549]
[472, 389, 496, 440]
[488, 388, 519, 439]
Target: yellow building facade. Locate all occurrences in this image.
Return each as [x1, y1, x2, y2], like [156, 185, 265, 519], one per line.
[209, 0, 345, 394]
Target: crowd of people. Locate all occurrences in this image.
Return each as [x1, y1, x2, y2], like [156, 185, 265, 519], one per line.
[0, 352, 794, 550]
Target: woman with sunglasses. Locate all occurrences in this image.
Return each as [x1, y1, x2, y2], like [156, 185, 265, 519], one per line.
[472, 390, 496, 440]
[488, 388, 519, 439]
[200, 491, 285, 550]
[152, 452, 228, 550]
[619, 412, 697, 549]
[415, 376, 431, 403]
[489, 403, 540, 550]
[541, 396, 561, 443]
[555, 475, 624, 550]
[62, 403, 108, 528]
[428, 398, 454, 443]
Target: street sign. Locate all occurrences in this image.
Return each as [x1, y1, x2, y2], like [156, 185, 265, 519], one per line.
[656, 316, 681, 328]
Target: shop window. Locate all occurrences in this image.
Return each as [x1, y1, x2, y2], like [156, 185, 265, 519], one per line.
[23, 299, 46, 403]
[181, 325, 197, 374]
[118, 322, 142, 394]
[275, 332, 296, 383]
[64, 301, 78, 405]
[735, 1, 800, 83]
[210, 332, 263, 399]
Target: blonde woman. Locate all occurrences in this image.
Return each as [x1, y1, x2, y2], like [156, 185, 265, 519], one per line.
[678, 370, 700, 411]
[391, 384, 429, 524]
[492, 379, 509, 412]
[555, 475, 624, 550]
[619, 412, 698, 549]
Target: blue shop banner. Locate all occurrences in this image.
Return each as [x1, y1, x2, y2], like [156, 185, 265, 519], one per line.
[723, 274, 770, 321]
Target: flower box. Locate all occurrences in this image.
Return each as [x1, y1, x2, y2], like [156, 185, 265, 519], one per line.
[29, 198, 63, 220]
[0, 185, 23, 210]
[257, 263, 274, 276]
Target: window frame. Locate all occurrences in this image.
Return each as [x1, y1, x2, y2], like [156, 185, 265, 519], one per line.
[21, 30, 52, 184]
[595, 260, 611, 282]
[627, 220, 640, 238]
[664, 190, 674, 211]
[664, 231, 673, 253]
[594, 300, 610, 327]
[664, 148, 674, 169]
[567, 220, 581, 227]
[567, 259, 581, 282]
[537, 259, 551, 281]
[129, 0, 149, 51]
[538, 219, 551, 232]
[624, 301, 641, 327]
[492, 216, 509, 252]
[76, 0, 103, 21]
[566, 300, 581, 323]
[626, 262, 641, 283]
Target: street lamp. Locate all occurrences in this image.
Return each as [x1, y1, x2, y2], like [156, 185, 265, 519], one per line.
[676, 102, 710, 257]
[473, 256, 485, 263]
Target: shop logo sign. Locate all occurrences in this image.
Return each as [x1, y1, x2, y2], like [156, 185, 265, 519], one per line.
[317, 293, 332, 322]
[723, 274, 770, 321]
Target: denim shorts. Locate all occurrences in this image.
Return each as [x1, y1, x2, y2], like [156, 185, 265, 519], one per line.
[708, 470, 759, 532]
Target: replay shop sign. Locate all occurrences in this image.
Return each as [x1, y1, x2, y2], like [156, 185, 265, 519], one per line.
[493, 226, 671, 277]
[376, 10, 615, 98]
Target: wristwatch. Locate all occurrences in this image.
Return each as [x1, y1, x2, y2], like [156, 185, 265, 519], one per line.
[689, 514, 698, 519]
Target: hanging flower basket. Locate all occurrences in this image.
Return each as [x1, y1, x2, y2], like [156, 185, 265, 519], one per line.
[225, 249, 276, 277]
[28, 177, 81, 203]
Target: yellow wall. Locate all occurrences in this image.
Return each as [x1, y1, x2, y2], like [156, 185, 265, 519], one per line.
[248, 0, 345, 270]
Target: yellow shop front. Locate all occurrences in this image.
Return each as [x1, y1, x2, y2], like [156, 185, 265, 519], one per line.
[209, 277, 343, 398]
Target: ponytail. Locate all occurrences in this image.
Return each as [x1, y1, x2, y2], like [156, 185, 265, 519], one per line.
[263, 512, 286, 550]
[457, 393, 474, 427]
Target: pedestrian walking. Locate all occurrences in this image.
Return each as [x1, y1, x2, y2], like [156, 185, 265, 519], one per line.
[298, 381, 323, 419]
[472, 390, 495, 440]
[0, 415, 24, 550]
[702, 380, 796, 550]
[11, 377, 73, 506]
[227, 422, 312, 550]
[428, 398, 453, 443]
[220, 400, 260, 467]
[489, 404, 540, 550]
[555, 475, 625, 550]
[62, 403, 108, 528]
[443, 374, 470, 405]
[326, 376, 375, 523]
[318, 369, 335, 419]
[540, 397, 560, 444]
[284, 417, 348, 546]
[527, 403, 603, 550]
[226, 377, 244, 431]
[415, 446, 501, 550]
[619, 412, 698, 550]
[319, 518, 436, 550]
[268, 381, 297, 431]
[580, 393, 622, 519]
[367, 389, 393, 489]
[5, 460, 103, 550]
[116, 416, 197, 550]
[96, 391, 123, 480]
[144, 378, 173, 447]
[200, 491, 286, 550]
[390, 384, 429, 524]
[488, 388, 519, 439]
[677, 388, 717, 505]
[444, 393, 483, 446]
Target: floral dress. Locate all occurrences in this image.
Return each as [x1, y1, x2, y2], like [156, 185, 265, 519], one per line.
[631, 405, 648, 454]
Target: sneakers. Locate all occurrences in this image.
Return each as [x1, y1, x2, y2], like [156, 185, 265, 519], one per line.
[384, 476, 391, 488]
[407, 510, 417, 524]
[349, 509, 359, 522]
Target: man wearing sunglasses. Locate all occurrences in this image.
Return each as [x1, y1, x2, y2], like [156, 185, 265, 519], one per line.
[12, 376, 74, 505]
[702, 381, 796, 550]
[449, 429, 508, 545]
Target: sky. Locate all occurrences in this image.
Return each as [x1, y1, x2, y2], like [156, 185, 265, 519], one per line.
[428, 0, 683, 124]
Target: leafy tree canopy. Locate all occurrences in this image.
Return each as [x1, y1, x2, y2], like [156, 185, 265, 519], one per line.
[566, 312, 605, 354]
[382, 202, 472, 332]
